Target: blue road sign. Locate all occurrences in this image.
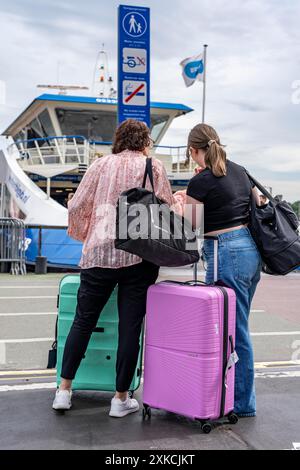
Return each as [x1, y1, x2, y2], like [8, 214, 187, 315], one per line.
[118, 5, 150, 128]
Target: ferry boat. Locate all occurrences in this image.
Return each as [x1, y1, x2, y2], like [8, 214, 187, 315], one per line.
[0, 54, 196, 267]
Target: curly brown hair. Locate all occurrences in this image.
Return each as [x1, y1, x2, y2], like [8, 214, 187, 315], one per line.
[112, 119, 151, 154]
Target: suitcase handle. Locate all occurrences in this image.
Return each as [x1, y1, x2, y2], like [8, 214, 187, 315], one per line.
[93, 327, 105, 333]
[184, 280, 207, 286]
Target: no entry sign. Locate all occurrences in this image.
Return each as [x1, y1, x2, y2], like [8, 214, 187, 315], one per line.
[118, 5, 150, 128]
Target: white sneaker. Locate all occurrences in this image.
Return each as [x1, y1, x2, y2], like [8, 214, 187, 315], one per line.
[52, 389, 72, 410]
[109, 396, 140, 418]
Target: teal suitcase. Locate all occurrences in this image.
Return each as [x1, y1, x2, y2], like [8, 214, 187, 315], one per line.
[56, 274, 143, 392]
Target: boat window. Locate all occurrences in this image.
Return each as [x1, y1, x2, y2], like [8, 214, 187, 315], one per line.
[38, 109, 55, 137]
[26, 118, 44, 147]
[55, 108, 117, 142]
[13, 129, 26, 143]
[150, 114, 169, 143]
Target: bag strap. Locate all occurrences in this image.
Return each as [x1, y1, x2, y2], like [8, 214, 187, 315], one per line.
[142, 157, 155, 191]
[245, 169, 275, 203]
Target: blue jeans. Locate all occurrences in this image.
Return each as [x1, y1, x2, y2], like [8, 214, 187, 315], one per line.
[202, 227, 261, 416]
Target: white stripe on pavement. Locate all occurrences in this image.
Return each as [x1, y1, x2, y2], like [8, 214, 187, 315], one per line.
[1, 369, 300, 393]
[255, 370, 300, 379]
[0, 312, 56, 317]
[0, 338, 53, 344]
[251, 331, 300, 337]
[0, 286, 58, 289]
[0, 369, 56, 377]
[0, 296, 56, 299]
[0, 383, 56, 392]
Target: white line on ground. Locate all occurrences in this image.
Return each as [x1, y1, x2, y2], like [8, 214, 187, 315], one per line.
[1, 369, 300, 393]
[255, 370, 300, 379]
[251, 331, 300, 337]
[0, 286, 58, 289]
[1, 331, 300, 346]
[0, 369, 56, 376]
[0, 296, 56, 299]
[0, 338, 53, 344]
[0, 383, 56, 392]
[0, 312, 56, 317]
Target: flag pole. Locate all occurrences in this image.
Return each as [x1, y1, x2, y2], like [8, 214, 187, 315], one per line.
[194, 44, 208, 283]
[202, 44, 208, 123]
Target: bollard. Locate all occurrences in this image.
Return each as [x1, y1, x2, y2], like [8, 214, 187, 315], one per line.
[35, 256, 47, 275]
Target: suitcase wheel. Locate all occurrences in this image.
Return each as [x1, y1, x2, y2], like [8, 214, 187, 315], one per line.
[142, 404, 151, 420]
[228, 412, 239, 425]
[201, 422, 212, 434]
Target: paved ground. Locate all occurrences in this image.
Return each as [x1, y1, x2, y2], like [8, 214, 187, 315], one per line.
[0, 269, 300, 450]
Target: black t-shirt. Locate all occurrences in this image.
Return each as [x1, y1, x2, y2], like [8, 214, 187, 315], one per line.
[187, 160, 253, 233]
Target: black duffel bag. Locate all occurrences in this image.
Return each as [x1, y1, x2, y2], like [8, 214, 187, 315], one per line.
[115, 158, 200, 267]
[246, 171, 300, 275]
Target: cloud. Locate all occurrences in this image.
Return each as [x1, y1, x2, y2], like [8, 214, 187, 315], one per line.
[0, 0, 299, 201]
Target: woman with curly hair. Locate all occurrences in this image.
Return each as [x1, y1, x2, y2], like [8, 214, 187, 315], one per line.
[52, 119, 178, 417]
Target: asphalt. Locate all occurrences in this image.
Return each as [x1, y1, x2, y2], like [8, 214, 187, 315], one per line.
[0, 269, 300, 450]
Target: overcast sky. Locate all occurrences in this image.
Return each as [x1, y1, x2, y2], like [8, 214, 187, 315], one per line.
[0, 0, 299, 201]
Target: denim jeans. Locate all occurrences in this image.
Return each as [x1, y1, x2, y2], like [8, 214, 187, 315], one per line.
[202, 227, 261, 416]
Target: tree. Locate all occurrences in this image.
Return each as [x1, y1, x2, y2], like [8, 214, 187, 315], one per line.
[291, 201, 300, 219]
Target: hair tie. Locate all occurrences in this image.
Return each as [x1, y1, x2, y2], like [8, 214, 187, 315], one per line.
[208, 140, 217, 147]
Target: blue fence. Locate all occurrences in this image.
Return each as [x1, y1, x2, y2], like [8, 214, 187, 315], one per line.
[25, 227, 82, 267]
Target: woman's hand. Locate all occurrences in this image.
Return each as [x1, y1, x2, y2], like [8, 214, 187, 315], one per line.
[194, 166, 205, 175]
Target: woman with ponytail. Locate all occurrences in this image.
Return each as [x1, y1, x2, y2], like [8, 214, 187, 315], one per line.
[186, 123, 261, 418]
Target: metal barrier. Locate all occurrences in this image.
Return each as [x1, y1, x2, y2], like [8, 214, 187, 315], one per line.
[0, 218, 27, 275]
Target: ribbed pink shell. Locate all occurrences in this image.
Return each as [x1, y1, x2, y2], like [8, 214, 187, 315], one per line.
[143, 282, 236, 420]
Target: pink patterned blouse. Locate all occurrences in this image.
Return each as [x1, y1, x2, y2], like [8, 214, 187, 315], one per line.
[68, 150, 182, 269]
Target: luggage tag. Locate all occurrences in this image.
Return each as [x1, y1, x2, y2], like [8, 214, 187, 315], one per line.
[224, 351, 239, 388]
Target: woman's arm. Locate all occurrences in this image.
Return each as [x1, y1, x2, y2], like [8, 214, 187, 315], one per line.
[185, 195, 204, 230]
[67, 161, 100, 242]
[252, 187, 261, 206]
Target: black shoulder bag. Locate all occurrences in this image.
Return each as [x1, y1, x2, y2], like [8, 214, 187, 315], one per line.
[246, 171, 300, 275]
[115, 158, 200, 267]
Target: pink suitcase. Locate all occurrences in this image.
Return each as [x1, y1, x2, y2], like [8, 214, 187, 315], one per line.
[143, 243, 238, 433]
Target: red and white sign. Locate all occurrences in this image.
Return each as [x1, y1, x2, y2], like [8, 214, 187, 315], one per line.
[122, 80, 147, 106]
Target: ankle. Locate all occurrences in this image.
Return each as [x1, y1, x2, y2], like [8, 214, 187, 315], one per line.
[59, 378, 72, 392]
[115, 392, 128, 402]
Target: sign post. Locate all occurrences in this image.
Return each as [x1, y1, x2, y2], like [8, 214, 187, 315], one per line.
[118, 5, 150, 128]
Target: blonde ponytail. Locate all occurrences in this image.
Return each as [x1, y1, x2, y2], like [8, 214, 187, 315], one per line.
[205, 140, 227, 177]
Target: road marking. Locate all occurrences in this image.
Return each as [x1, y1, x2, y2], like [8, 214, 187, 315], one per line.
[0, 383, 56, 392]
[0, 286, 58, 289]
[0, 312, 56, 317]
[255, 370, 300, 379]
[255, 360, 300, 368]
[0, 376, 55, 382]
[0, 296, 56, 299]
[252, 331, 300, 337]
[0, 369, 56, 377]
[0, 338, 53, 344]
[1, 370, 300, 393]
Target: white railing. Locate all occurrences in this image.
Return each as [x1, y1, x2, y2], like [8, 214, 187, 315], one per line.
[9, 136, 196, 175]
